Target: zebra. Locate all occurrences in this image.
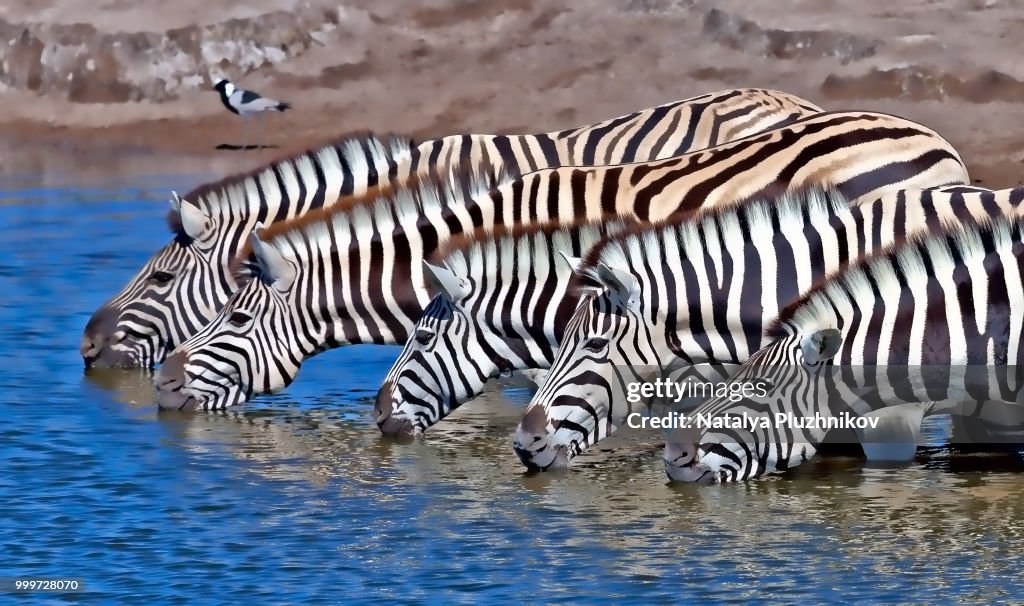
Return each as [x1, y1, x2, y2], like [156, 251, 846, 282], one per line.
[152, 110, 971, 411]
[81, 88, 821, 370]
[375, 220, 634, 435]
[664, 214, 1024, 483]
[512, 185, 1024, 470]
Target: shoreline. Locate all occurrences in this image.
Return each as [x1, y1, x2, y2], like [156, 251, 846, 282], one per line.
[2, 110, 1019, 190]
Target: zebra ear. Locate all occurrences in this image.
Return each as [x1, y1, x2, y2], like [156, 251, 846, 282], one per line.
[558, 251, 584, 273]
[565, 254, 604, 298]
[800, 328, 843, 365]
[249, 231, 296, 292]
[423, 261, 469, 301]
[170, 191, 211, 240]
[596, 263, 640, 310]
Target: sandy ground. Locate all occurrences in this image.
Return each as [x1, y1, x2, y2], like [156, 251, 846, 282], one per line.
[2, 0, 1024, 186]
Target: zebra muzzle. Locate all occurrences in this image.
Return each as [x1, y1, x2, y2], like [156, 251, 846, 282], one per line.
[153, 351, 200, 411]
[374, 381, 415, 436]
[81, 305, 118, 365]
[512, 406, 572, 471]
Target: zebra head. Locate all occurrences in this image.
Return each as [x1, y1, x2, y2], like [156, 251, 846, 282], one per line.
[374, 261, 484, 435]
[513, 259, 663, 470]
[82, 193, 229, 369]
[154, 227, 304, 411]
[376, 221, 631, 437]
[664, 328, 843, 483]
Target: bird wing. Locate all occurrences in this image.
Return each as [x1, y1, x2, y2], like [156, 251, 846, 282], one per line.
[231, 89, 288, 112]
[239, 89, 261, 104]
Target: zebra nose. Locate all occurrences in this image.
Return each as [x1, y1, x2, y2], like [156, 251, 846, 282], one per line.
[518, 405, 551, 436]
[156, 351, 188, 391]
[79, 335, 99, 362]
[514, 406, 573, 471]
[374, 381, 414, 436]
[81, 305, 119, 365]
[512, 407, 552, 450]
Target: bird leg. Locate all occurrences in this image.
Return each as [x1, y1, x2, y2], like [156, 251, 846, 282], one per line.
[240, 115, 251, 150]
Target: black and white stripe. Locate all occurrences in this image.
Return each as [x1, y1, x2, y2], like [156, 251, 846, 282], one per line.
[375, 220, 634, 435]
[82, 88, 820, 369]
[665, 214, 1024, 482]
[152, 109, 970, 411]
[512, 185, 1024, 470]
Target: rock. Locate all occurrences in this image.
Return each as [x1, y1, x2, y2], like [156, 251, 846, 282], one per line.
[701, 8, 879, 65]
[0, 8, 341, 103]
[822, 66, 1024, 103]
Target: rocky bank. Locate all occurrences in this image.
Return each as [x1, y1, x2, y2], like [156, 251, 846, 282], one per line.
[1, 0, 1023, 185]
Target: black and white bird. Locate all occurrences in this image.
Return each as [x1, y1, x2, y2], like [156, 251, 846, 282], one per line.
[213, 79, 291, 149]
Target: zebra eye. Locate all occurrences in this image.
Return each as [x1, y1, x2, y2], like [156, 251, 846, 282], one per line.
[149, 270, 174, 285]
[583, 337, 609, 353]
[415, 329, 434, 345]
[228, 311, 252, 327]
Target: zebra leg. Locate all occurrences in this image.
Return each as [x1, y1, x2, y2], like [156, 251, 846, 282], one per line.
[856, 402, 929, 462]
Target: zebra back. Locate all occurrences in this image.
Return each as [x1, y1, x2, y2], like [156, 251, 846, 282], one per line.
[406, 88, 822, 174]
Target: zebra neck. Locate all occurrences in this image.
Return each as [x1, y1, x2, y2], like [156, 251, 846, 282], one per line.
[289, 232, 429, 347]
[191, 136, 413, 253]
[445, 221, 628, 357]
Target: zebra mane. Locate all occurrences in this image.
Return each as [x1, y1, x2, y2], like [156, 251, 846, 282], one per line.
[166, 130, 415, 234]
[574, 184, 851, 292]
[231, 162, 513, 280]
[768, 211, 1023, 337]
[433, 217, 634, 286]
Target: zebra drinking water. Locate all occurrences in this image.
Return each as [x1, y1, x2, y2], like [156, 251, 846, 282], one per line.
[664, 213, 1024, 483]
[82, 88, 820, 369]
[153, 111, 969, 411]
[512, 186, 1024, 471]
[375, 220, 634, 435]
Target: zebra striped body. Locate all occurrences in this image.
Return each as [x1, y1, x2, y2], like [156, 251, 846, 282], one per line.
[664, 214, 1024, 483]
[512, 185, 1024, 470]
[82, 88, 820, 369]
[152, 111, 970, 411]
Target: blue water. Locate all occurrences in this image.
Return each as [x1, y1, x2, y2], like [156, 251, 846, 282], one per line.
[2, 174, 1024, 604]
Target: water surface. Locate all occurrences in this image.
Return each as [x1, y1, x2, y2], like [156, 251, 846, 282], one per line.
[2, 174, 1023, 604]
